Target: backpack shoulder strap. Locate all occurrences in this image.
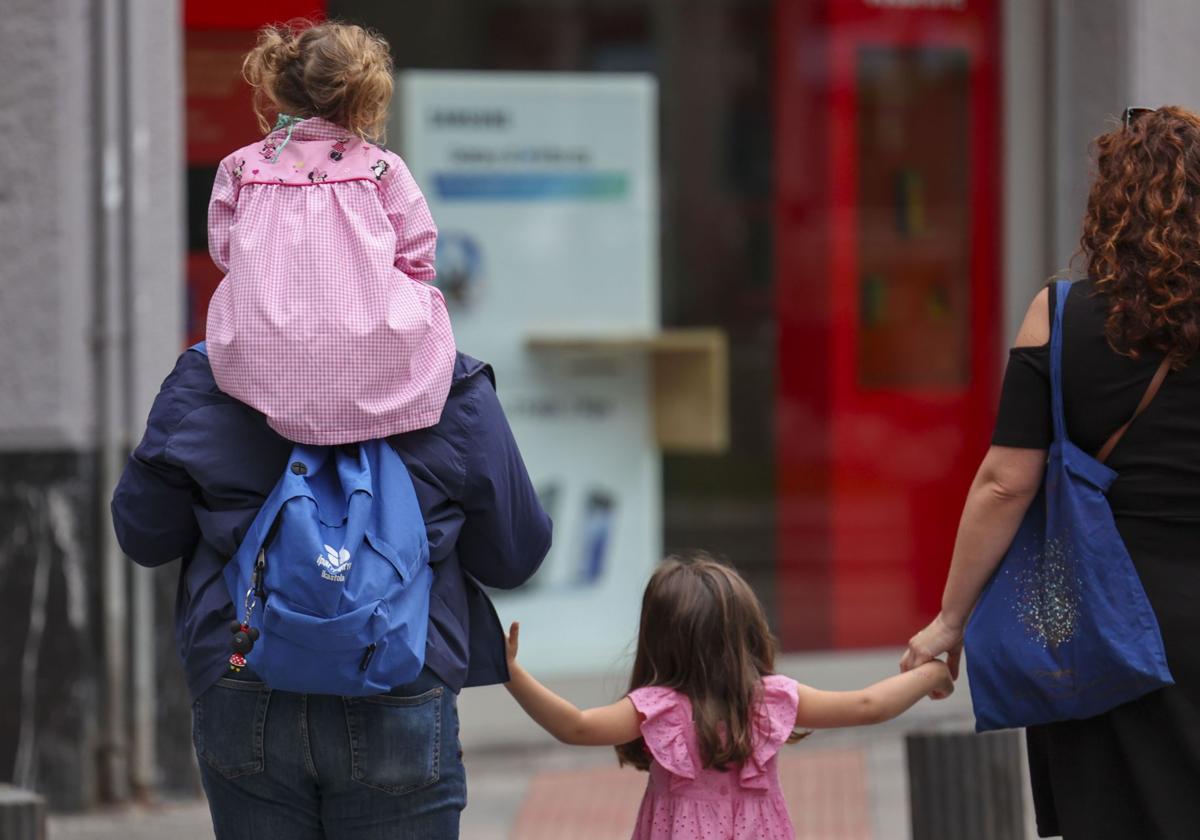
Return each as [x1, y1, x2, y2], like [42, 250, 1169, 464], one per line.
[1096, 355, 1172, 464]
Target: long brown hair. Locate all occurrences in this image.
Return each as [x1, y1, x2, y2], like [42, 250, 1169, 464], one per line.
[1083, 105, 1200, 364]
[242, 20, 394, 141]
[615, 555, 797, 772]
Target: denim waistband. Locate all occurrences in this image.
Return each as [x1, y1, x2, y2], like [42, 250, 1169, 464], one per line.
[221, 665, 454, 697]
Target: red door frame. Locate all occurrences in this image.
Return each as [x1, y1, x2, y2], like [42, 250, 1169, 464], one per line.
[185, 1, 326, 30]
[184, 1, 326, 345]
[775, 0, 1001, 650]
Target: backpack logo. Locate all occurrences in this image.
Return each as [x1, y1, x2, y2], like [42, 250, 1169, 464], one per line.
[317, 544, 352, 582]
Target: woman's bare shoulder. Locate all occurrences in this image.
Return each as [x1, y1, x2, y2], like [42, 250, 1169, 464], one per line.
[1013, 287, 1051, 349]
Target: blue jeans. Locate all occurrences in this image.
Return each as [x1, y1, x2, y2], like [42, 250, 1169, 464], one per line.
[193, 668, 466, 839]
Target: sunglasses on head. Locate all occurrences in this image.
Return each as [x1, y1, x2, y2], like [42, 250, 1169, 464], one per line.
[1124, 106, 1157, 127]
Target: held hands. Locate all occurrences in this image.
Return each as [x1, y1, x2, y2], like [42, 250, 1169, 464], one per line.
[924, 659, 956, 701]
[901, 613, 964, 700]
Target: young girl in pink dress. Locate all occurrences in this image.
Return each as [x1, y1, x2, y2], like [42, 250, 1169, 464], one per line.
[504, 555, 954, 840]
[205, 21, 455, 445]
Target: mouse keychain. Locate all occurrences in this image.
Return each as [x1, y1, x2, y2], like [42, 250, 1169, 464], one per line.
[228, 586, 261, 672]
[230, 548, 267, 671]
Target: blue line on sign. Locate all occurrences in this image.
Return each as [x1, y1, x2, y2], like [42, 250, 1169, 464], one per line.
[433, 172, 628, 201]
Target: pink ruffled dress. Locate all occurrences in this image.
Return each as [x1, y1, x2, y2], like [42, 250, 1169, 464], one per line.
[205, 117, 456, 445]
[627, 675, 800, 840]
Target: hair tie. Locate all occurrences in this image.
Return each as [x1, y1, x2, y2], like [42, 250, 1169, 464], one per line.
[271, 113, 303, 162]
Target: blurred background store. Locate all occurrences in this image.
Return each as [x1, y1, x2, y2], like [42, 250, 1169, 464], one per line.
[4, 0, 1200, 836]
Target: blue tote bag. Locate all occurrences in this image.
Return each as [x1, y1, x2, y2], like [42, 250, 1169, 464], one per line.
[965, 280, 1174, 732]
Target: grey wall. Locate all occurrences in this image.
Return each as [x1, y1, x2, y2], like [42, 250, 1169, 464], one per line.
[0, 0, 96, 450]
[1049, 0, 1133, 275]
[0, 0, 185, 810]
[0, 0, 181, 452]
[1002, 0, 1052, 343]
[0, 0, 103, 810]
[1129, 0, 1200, 111]
[126, 0, 186, 435]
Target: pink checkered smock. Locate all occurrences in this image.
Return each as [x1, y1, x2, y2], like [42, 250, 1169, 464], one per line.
[205, 117, 455, 445]
[627, 676, 799, 840]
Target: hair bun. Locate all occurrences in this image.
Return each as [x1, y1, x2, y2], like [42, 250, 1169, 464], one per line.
[242, 25, 299, 87]
[242, 20, 394, 141]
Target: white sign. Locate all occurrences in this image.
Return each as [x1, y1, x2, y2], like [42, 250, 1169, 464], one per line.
[396, 72, 661, 675]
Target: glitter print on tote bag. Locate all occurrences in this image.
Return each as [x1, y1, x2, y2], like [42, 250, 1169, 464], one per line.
[964, 280, 1174, 732]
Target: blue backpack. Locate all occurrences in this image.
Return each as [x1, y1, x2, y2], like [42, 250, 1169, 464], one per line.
[964, 281, 1173, 731]
[192, 343, 433, 696]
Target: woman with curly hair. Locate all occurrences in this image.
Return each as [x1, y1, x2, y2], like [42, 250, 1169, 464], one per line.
[901, 105, 1200, 838]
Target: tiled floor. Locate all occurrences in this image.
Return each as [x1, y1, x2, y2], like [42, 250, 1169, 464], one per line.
[509, 764, 646, 840]
[780, 749, 872, 840]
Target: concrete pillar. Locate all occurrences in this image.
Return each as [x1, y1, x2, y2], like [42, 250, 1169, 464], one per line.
[1002, 0, 1053, 342]
[0, 0, 182, 809]
[1128, 0, 1200, 112]
[0, 0, 103, 811]
[1047, 0, 1133, 273]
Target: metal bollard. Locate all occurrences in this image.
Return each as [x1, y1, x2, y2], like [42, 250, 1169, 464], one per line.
[906, 729, 1025, 840]
[0, 785, 46, 840]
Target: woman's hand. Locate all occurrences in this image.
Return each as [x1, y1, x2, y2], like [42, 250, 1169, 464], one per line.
[506, 621, 520, 669]
[901, 613, 964, 686]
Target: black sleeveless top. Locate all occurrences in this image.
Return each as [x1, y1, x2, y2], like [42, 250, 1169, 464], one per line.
[991, 277, 1198, 521]
[990, 278, 1200, 838]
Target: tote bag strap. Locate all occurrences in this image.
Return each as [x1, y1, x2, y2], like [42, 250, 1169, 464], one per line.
[1049, 280, 1072, 443]
[1050, 279, 1171, 462]
[1096, 354, 1172, 464]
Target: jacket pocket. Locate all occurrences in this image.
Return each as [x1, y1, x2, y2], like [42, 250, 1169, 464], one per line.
[344, 686, 443, 795]
[192, 677, 271, 779]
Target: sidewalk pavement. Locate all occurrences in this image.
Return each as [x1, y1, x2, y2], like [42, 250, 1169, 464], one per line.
[47, 734, 904, 840]
[46, 650, 1040, 840]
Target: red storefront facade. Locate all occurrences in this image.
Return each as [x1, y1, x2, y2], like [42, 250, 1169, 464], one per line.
[774, 0, 1000, 649]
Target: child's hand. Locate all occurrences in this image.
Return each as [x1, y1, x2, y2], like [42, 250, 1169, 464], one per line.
[506, 621, 521, 669]
[926, 660, 955, 700]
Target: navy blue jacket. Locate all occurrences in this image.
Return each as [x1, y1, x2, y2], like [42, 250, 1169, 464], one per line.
[111, 348, 550, 699]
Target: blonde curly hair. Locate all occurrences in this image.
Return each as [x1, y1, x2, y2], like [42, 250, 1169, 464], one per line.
[242, 20, 394, 142]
